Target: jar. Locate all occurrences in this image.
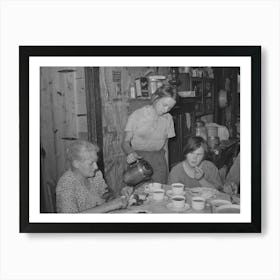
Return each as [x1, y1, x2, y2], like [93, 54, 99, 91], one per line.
[149, 75, 165, 94]
[194, 120, 208, 141]
[129, 83, 136, 99]
[206, 125, 218, 138]
[208, 136, 220, 150]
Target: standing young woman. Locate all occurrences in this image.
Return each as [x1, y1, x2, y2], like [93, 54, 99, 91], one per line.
[122, 85, 177, 184]
[168, 136, 223, 189]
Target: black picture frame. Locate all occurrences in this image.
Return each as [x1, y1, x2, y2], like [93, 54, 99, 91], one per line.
[20, 46, 261, 233]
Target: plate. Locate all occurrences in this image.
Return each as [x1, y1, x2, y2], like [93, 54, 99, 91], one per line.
[215, 204, 240, 213]
[166, 202, 190, 212]
[166, 190, 186, 197]
[148, 195, 168, 202]
[210, 199, 232, 207]
[131, 210, 151, 214]
[190, 187, 218, 199]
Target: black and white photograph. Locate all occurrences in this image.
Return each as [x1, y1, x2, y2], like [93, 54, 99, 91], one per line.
[40, 66, 241, 214]
[20, 46, 261, 233]
[3, 1, 280, 279]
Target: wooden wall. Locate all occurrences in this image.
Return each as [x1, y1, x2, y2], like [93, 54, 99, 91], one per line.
[40, 67, 87, 212]
[40, 66, 170, 209]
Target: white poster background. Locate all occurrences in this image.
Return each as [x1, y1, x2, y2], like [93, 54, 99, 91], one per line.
[30, 56, 251, 223]
[1, 0, 279, 280]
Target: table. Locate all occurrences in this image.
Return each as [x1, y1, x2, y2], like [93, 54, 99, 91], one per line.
[111, 185, 232, 214]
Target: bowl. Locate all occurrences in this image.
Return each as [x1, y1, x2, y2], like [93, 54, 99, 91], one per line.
[210, 199, 232, 213]
[210, 199, 232, 207]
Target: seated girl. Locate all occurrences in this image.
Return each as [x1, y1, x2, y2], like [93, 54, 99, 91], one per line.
[56, 140, 127, 213]
[168, 136, 223, 189]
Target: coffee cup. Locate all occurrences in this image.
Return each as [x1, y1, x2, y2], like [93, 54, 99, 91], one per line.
[172, 195, 185, 209]
[151, 182, 162, 192]
[191, 196, 206, 211]
[152, 189, 165, 201]
[171, 183, 184, 195]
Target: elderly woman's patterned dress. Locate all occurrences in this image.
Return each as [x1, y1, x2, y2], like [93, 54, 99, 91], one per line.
[56, 169, 108, 213]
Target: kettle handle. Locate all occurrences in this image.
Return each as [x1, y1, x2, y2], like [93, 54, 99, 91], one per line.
[128, 153, 143, 166]
[128, 158, 140, 167]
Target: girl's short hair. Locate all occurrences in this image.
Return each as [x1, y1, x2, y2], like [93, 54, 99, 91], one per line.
[151, 85, 177, 104]
[183, 136, 208, 157]
[67, 140, 99, 162]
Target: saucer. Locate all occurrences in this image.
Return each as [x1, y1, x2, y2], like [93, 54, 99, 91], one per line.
[190, 187, 218, 199]
[144, 188, 162, 194]
[148, 195, 168, 202]
[166, 190, 186, 197]
[215, 204, 240, 213]
[210, 199, 232, 208]
[166, 202, 190, 212]
[131, 210, 151, 214]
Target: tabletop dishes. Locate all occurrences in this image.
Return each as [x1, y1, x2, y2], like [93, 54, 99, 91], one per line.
[152, 189, 166, 201]
[191, 196, 206, 211]
[124, 183, 234, 213]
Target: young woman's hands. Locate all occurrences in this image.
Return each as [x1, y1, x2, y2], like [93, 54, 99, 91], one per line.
[126, 152, 142, 164]
[223, 182, 238, 195]
[121, 186, 134, 198]
[108, 196, 128, 211]
[102, 190, 115, 202]
[194, 167, 205, 180]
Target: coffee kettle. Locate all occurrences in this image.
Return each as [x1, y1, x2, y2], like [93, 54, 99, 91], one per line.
[123, 159, 153, 186]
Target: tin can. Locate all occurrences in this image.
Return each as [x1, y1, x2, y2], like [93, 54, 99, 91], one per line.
[208, 136, 220, 149]
[207, 125, 218, 138]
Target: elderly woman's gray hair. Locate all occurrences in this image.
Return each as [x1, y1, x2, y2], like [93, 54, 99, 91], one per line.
[151, 85, 177, 104]
[67, 140, 99, 162]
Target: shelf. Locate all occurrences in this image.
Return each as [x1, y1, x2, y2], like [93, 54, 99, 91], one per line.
[128, 98, 151, 102]
[178, 97, 200, 103]
[195, 111, 214, 117]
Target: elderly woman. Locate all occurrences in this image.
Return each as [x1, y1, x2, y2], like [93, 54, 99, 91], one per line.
[168, 136, 223, 189]
[56, 140, 127, 213]
[122, 85, 177, 184]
